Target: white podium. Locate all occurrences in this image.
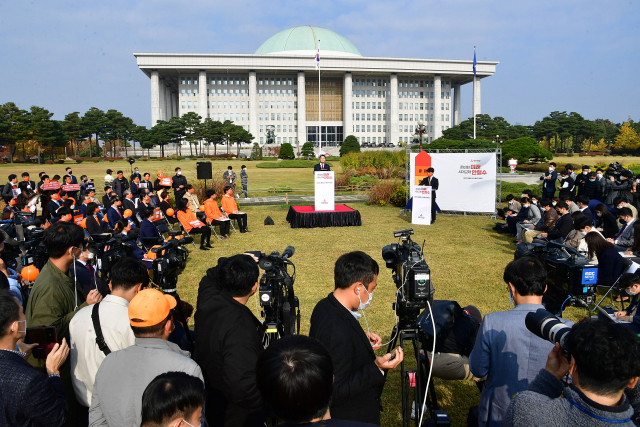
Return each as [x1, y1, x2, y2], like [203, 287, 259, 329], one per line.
[314, 171, 335, 211]
[412, 185, 432, 225]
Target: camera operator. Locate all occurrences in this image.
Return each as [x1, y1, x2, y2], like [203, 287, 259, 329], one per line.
[0, 289, 70, 427]
[503, 320, 640, 427]
[256, 335, 377, 427]
[309, 251, 404, 426]
[614, 197, 638, 220]
[610, 170, 634, 203]
[533, 201, 573, 243]
[69, 240, 104, 297]
[25, 222, 103, 426]
[606, 207, 635, 251]
[468, 257, 573, 427]
[69, 258, 148, 418]
[90, 289, 203, 427]
[541, 162, 557, 200]
[193, 253, 266, 427]
[141, 372, 206, 427]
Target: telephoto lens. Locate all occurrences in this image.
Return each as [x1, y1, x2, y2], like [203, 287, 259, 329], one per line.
[525, 308, 572, 356]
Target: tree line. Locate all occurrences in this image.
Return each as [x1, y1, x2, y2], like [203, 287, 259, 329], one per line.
[0, 103, 254, 163]
[441, 112, 640, 154]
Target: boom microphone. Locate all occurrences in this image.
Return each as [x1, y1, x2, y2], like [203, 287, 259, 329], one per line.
[283, 246, 295, 259]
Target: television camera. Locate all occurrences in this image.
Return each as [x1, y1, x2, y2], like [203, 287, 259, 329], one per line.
[149, 237, 191, 293]
[249, 246, 299, 344]
[607, 162, 632, 182]
[515, 241, 598, 314]
[0, 213, 47, 273]
[92, 233, 134, 284]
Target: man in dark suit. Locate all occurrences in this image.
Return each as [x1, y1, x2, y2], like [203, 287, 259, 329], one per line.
[63, 167, 79, 202]
[534, 201, 573, 243]
[0, 289, 69, 427]
[47, 192, 62, 218]
[107, 196, 124, 227]
[69, 242, 104, 296]
[541, 162, 558, 200]
[313, 155, 331, 172]
[18, 172, 36, 193]
[418, 167, 439, 224]
[173, 167, 188, 201]
[309, 251, 403, 425]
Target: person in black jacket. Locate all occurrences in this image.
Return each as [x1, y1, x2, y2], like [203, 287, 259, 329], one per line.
[0, 289, 70, 427]
[102, 186, 113, 211]
[18, 172, 36, 194]
[583, 172, 601, 200]
[193, 254, 266, 427]
[594, 203, 619, 238]
[586, 232, 625, 286]
[535, 201, 573, 242]
[69, 241, 104, 296]
[2, 174, 18, 204]
[113, 170, 129, 198]
[309, 251, 403, 426]
[418, 167, 439, 224]
[557, 169, 575, 199]
[173, 167, 188, 201]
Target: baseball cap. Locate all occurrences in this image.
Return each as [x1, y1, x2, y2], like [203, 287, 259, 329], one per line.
[106, 169, 113, 174]
[129, 289, 177, 327]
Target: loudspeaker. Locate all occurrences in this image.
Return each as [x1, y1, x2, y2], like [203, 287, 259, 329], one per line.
[196, 162, 212, 180]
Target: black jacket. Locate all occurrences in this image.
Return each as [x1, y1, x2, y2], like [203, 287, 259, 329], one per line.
[418, 176, 439, 198]
[314, 163, 331, 172]
[102, 193, 112, 210]
[86, 215, 105, 236]
[173, 175, 188, 199]
[193, 259, 266, 427]
[309, 294, 386, 425]
[18, 180, 36, 193]
[583, 180, 601, 200]
[598, 212, 619, 239]
[2, 182, 16, 203]
[547, 213, 573, 241]
[69, 259, 105, 296]
[113, 177, 129, 198]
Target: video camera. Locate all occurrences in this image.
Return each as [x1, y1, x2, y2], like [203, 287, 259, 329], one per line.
[150, 237, 192, 292]
[525, 308, 572, 360]
[0, 214, 48, 272]
[93, 233, 134, 283]
[515, 242, 598, 314]
[249, 246, 300, 342]
[382, 229, 434, 328]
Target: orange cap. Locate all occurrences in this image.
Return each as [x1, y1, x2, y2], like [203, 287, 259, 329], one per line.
[128, 289, 177, 327]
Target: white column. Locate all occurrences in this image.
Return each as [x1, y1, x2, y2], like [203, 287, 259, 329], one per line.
[164, 85, 172, 120]
[390, 73, 399, 144]
[343, 72, 352, 139]
[198, 70, 207, 121]
[473, 77, 481, 118]
[171, 91, 177, 118]
[433, 75, 442, 140]
[158, 77, 167, 123]
[297, 72, 306, 148]
[151, 71, 160, 126]
[249, 71, 258, 139]
[453, 83, 461, 126]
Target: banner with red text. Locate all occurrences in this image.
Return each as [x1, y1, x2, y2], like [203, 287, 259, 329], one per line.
[410, 152, 496, 213]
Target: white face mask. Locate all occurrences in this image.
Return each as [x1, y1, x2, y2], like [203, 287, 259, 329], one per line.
[87, 252, 95, 260]
[12, 320, 26, 335]
[552, 202, 557, 206]
[549, 167, 554, 172]
[583, 171, 588, 175]
[177, 171, 182, 175]
[523, 204, 530, 208]
[597, 173, 603, 178]
[618, 205, 624, 209]
[357, 285, 373, 311]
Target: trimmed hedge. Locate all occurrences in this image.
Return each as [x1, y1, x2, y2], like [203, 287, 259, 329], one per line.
[256, 160, 332, 169]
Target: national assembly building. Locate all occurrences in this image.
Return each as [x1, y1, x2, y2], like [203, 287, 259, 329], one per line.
[134, 26, 498, 148]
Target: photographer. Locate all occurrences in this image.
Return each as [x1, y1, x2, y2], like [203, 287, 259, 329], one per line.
[310, 251, 403, 425]
[194, 254, 267, 427]
[503, 321, 640, 427]
[468, 257, 572, 427]
[141, 372, 206, 427]
[90, 289, 203, 427]
[610, 170, 634, 204]
[25, 222, 103, 426]
[69, 258, 148, 417]
[256, 335, 377, 427]
[0, 289, 70, 427]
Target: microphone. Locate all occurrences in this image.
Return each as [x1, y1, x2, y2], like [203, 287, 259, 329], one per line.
[283, 246, 295, 259]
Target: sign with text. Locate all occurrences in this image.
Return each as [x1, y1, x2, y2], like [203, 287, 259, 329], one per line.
[189, 220, 206, 228]
[160, 177, 172, 187]
[410, 152, 496, 213]
[412, 186, 432, 225]
[42, 182, 60, 191]
[63, 184, 81, 192]
[314, 171, 335, 211]
[154, 208, 162, 221]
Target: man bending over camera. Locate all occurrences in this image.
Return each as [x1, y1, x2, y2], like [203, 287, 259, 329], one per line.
[194, 254, 266, 427]
[503, 321, 640, 426]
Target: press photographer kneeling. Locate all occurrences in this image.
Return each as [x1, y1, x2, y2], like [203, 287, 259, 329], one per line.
[503, 320, 640, 426]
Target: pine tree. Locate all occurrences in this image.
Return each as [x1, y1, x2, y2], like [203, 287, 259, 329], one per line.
[340, 135, 361, 156]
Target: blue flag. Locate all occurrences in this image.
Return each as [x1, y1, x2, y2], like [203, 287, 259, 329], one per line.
[473, 50, 477, 76]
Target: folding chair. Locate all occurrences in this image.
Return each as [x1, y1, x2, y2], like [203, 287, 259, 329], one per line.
[177, 222, 199, 249]
[592, 258, 635, 315]
[207, 220, 222, 240]
[219, 207, 238, 234]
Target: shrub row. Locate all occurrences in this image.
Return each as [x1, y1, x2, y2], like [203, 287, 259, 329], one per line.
[255, 160, 332, 169]
[340, 150, 405, 170]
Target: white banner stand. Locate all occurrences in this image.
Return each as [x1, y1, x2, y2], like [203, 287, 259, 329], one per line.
[315, 171, 335, 211]
[412, 185, 432, 225]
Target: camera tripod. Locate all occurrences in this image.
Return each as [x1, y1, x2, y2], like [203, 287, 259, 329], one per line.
[387, 323, 439, 427]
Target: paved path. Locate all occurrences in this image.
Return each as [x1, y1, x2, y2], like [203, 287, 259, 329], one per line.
[498, 173, 543, 185]
[237, 194, 368, 206]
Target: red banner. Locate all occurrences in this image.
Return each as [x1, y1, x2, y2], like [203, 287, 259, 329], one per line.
[189, 220, 205, 228]
[63, 184, 81, 191]
[73, 215, 84, 225]
[42, 183, 60, 191]
[154, 208, 162, 221]
[160, 177, 172, 186]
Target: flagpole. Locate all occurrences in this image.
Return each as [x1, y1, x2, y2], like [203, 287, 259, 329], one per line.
[318, 39, 321, 156]
[473, 46, 476, 140]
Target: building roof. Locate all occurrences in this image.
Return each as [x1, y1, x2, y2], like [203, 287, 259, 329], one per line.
[254, 26, 362, 57]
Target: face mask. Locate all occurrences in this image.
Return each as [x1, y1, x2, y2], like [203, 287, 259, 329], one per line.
[68, 171, 73, 175]
[552, 202, 557, 206]
[87, 252, 95, 260]
[589, 179, 595, 182]
[177, 171, 182, 175]
[532, 200, 537, 204]
[523, 204, 530, 208]
[12, 320, 26, 334]
[357, 285, 373, 311]
[617, 205, 624, 210]
[596, 212, 602, 217]
[597, 173, 603, 178]
[549, 167, 554, 172]
[578, 231, 587, 237]
[180, 419, 200, 427]
[620, 218, 628, 225]
[583, 171, 588, 175]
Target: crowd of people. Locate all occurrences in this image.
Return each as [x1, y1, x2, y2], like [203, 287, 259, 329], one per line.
[1, 165, 251, 252]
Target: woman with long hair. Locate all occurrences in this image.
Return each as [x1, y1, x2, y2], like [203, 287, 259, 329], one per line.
[585, 232, 625, 286]
[176, 198, 212, 250]
[594, 204, 619, 239]
[85, 202, 106, 236]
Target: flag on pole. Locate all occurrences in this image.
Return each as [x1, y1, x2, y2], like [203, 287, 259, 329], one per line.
[473, 48, 477, 76]
[315, 43, 320, 70]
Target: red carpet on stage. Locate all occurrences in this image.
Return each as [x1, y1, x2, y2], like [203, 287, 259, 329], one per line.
[286, 205, 361, 228]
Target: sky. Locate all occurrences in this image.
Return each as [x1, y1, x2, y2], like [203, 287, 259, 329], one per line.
[1, 0, 638, 129]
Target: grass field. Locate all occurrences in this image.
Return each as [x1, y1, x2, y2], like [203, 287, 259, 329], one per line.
[0, 159, 593, 425]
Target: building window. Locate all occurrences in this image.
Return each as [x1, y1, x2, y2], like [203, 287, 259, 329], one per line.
[399, 115, 402, 121]
[181, 101, 186, 109]
[259, 113, 263, 121]
[194, 101, 198, 109]
[181, 77, 186, 85]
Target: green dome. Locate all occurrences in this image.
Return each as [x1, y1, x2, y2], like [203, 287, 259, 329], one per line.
[255, 26, 361, 56]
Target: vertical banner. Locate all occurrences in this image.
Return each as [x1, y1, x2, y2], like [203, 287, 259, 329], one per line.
[315, 171, 335, 211]
[412, 186, 432, 225]
[410, 152, 496, 213]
